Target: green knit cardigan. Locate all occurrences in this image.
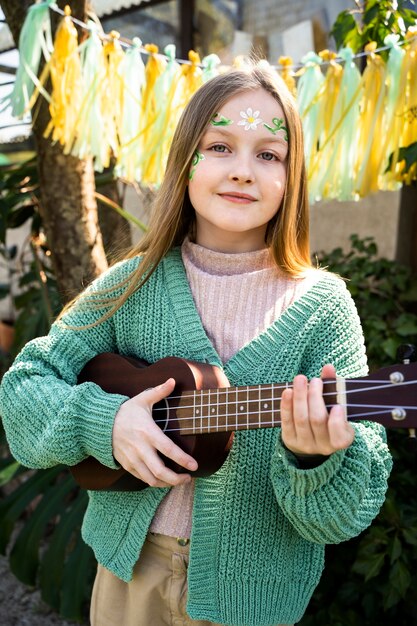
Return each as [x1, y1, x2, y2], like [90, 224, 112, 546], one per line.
[0, 248, 392, 626]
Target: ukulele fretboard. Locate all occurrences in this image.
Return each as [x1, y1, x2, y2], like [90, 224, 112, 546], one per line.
[177, 384, 291, 434]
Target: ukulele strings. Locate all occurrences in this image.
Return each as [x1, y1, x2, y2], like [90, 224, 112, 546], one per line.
[154, 378, 417, 408]
[153, 402, 417, 419]
[153, 404, 414, 431]
[155, 407, 406, 433]
[152, 375, 417, 432]
[152, 402, 417, 423]
[151, 378, 417, 413]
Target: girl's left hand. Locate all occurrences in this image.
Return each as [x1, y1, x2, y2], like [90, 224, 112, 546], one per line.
[280, 364, 355, 457]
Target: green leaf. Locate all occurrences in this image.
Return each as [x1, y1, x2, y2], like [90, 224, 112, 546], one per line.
[388, 559, 411, 598]
[0, 283, 10, 299]
[363, 2, 381, 26]
[402, 142, 417, 171]
[402, 528, 417, 546]
[352, 552, 386, 581]
[389, 534, 402, 564]
[382, 337, 399, 360]
[9, 476, 75, 585]
[330, 11, 360, 51]
[386, 142, 417, 173]
[395, 313, 417, 337]
[7, 204, 36, 229]
[60, 529, 96, 621]
[0, 460, 20, 486]
[0, 466, 63, 554]
[401, 284, 417, 302]
[95, 191, 148, 232]
[0, 211, 7, 242]
[383, 584, 401, 611]
[382, 493, 402, 526]
[39, 489, 87, 611]
[401, 7, 417, 29]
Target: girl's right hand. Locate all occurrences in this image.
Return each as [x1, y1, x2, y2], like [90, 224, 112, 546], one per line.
[112, 378, 198, 488]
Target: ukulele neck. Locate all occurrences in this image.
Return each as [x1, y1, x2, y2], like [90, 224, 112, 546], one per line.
[176, 379, 345, 435]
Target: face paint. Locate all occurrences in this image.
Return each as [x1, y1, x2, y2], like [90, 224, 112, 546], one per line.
[212, 106, 289, 142]
[263, 117, 288, 142]
[210, 113, 233, 126]
[188, 150, 205, 180]
[237, 107, 263, 130]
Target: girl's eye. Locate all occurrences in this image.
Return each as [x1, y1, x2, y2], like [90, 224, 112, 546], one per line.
[259, 151, 277, 161]
[210, 144, 228, 153]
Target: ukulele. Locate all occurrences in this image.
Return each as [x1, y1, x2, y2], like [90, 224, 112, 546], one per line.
[70, 352, 417, 491]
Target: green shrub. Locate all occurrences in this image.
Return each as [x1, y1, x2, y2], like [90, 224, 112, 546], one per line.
[300, 235, 417, 626]
[316, 234, 417, 370]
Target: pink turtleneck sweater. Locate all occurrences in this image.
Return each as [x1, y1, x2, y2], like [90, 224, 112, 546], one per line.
[150, 239, 321, 537]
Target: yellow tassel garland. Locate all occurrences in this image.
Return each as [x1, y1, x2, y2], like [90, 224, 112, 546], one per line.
[43, 6, 82, 146]
[12, 1, 417, 199]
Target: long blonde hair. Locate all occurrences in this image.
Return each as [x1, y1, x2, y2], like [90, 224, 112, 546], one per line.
[60, 63, 311, 324]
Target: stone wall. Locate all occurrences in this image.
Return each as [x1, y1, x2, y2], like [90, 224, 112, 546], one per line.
[241, 0, 347, 48]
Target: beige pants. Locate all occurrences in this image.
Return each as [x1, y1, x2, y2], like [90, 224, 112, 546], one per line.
[90, 532, 223, 626]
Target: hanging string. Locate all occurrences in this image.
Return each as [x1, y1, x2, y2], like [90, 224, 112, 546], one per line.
[48, 2, 417, 70]
[49, 3, 198, 67]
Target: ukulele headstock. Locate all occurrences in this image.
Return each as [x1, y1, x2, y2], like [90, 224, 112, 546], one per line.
[396, 344, 417, 441]
[345, 345, 417, 432]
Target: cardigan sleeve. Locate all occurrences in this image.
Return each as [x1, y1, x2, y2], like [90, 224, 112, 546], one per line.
[0, 261, 136, 471]
[270, 277, 393, 544]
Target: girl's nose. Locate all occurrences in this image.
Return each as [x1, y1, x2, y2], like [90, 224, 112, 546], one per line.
[228, 160, 254, 184]
[230, 173, 253, 183]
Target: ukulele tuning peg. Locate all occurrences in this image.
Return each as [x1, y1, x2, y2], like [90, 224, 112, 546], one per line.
[407, 429, 417, 452]
[396, 344, 417, 364]
[404, 428, 417, 450]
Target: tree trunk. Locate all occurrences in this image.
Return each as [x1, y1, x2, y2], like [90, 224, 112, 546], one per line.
[396, 184, 417, 273]
[97, 162, 132, 263]
[34, 136, 108, 297]
[1, 0, 108, 303]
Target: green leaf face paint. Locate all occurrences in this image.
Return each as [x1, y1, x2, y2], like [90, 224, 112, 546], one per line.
[210, 113, 233, 126]
[263, 117, 288, 142]
[188, 150, 205, 180]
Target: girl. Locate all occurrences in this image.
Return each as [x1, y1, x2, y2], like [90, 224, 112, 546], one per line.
[0, 64, 391, 626]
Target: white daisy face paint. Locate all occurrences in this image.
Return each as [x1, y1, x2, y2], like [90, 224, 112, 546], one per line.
[210, 109, 288, 141]
[189, 88, 289, 253]
[237, 107, 263, 130]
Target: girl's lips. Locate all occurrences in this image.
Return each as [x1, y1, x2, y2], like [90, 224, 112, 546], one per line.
[218, 192, 257, 203]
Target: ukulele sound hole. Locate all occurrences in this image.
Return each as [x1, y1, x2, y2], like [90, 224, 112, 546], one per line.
[153, 399, 169, 431]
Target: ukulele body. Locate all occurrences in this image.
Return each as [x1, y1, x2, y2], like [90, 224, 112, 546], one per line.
[71, 353, 231, 491]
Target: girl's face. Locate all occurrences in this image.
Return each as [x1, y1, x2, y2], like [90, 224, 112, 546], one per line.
[188, 88, 288, 253]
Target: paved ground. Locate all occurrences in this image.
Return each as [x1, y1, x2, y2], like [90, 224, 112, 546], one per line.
[0, 555, 79, 626]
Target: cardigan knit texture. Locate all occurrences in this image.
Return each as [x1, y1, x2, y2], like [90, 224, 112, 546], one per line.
[0, 248, 392, 626]
[151, 239, 321, 539]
